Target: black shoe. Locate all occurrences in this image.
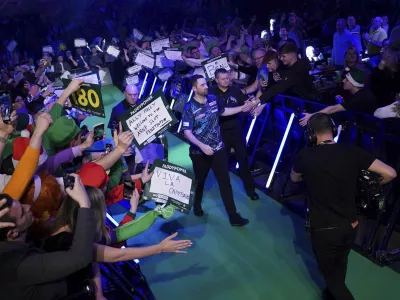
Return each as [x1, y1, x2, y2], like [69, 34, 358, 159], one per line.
[230, 213, 249, 227]
[248, 192, 259, 201]
[194, 207, 204, 217]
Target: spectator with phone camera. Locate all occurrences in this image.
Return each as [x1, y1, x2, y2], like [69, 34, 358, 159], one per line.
[0, 173, 97, 300]
[43, 183, 191, 300]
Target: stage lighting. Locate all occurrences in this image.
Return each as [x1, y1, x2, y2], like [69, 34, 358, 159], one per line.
[236, 110, 260, 169]
[150, 77, 157, 94]
[334, 125, 342, 143]
[139, 72, 149, 99]
[306, 46, 315, 61]
[106, 213, 119, 227]
[266, 113, 295, 189]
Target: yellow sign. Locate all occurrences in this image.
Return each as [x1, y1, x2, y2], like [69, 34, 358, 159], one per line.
[63, 80, 105, 117]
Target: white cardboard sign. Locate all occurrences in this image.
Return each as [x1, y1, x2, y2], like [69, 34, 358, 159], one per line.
[135, 52, 155, 69]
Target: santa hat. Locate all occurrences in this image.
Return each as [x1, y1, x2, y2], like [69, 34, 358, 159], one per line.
[12, 137, 48, 168]
[78, 162, 109, 189]
[345, 67, 366, 88]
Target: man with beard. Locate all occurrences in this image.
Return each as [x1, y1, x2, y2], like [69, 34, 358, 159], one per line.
[181, 75, 253, 226]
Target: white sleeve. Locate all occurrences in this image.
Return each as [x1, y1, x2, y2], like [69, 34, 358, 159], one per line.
[374, 103, 398, 119]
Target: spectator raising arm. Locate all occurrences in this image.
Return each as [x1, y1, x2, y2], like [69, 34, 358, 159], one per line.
[96, 232, 192, 263]
[0, 109, 17, 159]
[299, 104, 345, 126]
[3, 113, 53, 200]
[95, 131, 134, 170]
[56, 79, 84, 107]
[16, 174, 97, 285]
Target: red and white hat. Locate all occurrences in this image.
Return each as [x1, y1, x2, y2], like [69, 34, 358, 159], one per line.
[12, 137, 48, 168]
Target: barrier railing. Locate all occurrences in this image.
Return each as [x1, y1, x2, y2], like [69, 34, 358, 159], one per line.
[244, 94, 400, 266]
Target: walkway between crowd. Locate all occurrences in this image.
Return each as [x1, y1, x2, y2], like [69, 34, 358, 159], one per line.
[80, 87, 400, 300]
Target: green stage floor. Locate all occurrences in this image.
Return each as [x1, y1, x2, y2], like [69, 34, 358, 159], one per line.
[85, 87, 400, 300]
[113, 133, 400, 300]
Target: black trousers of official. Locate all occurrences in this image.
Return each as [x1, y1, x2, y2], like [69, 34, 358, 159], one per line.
[221, 126, 255, 195]
[190, 149, 237, 216]
[311, 224, 357, 300]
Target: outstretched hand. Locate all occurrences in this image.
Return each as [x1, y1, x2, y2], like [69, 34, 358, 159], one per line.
[299, 112, 313, 127]
[158, 232, 192, 254]
[242, 100, 254, 112]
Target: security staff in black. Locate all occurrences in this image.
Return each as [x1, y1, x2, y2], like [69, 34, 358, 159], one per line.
[209, 68, 259, 200]
[291, 113, 397, 300]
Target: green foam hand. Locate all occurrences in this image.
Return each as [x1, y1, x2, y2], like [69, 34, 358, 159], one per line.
[114, 205, 175, 243]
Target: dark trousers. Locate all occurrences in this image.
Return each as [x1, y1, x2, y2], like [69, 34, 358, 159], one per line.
[190, 149, 237, 216]
[221, 126, 255, 195]
[311, 224, 357, 300]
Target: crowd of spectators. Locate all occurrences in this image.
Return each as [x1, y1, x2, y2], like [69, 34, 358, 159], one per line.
[0, 1, 399, 299]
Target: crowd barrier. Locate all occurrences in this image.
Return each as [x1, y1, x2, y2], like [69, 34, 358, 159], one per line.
[145, 75, 400, 266]
[241, 94, 400, 266]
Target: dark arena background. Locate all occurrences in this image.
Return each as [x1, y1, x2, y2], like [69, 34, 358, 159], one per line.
[0, 0, 400, 299]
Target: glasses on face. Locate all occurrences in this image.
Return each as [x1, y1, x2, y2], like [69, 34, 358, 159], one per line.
[192, 50, 200, 55]
[127, 93, 138, 98]
[254, 55, 265, 61]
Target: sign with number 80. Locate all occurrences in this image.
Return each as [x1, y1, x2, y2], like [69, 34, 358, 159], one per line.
[63, 79, 105, 118]
[71, 89, 100, 108]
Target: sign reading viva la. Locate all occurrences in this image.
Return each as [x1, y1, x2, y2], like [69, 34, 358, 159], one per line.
[120, 89, 178, 150]
[143, 159, 195, 214]
[62, 79, 105, 118]
[201, 54, 231, 81]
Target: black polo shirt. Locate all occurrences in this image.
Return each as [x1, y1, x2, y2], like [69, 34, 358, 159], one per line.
[209, 86, 246, 130]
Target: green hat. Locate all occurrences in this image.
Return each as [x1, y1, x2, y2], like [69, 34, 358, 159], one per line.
[183, 42, 199, 52]
[46, 117, 80, 148]
[206, 41, 219, 54]
[345, 67, 366, 88]
[240, 47, 249, 54]
[142, 36, 153, 42]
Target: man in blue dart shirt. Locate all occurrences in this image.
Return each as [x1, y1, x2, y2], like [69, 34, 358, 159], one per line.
[182, 75, 253, 226]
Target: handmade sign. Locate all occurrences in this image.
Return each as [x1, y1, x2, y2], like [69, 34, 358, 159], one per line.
[43, 45, 54, 54]
[144, 159, 195, 214]
[156, 55, 174, 68]
[164, 50, 183, 61]
[151, 38, 170, 53]
[68, 69, 100, 85]
[74, 38, 87, 48]
[135, 52, 155, 69]
[126, 75, 139, 85]
[62, 79, 105, 118]
[133, 28, 144, 41]
[106, 45, 120, 58]
[127, 65, 142, 75]
[120, 89, 177, 150]
[7, 40, 17, 52]
[201, 54, 230, 80]
[158, 68, 174, 82]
